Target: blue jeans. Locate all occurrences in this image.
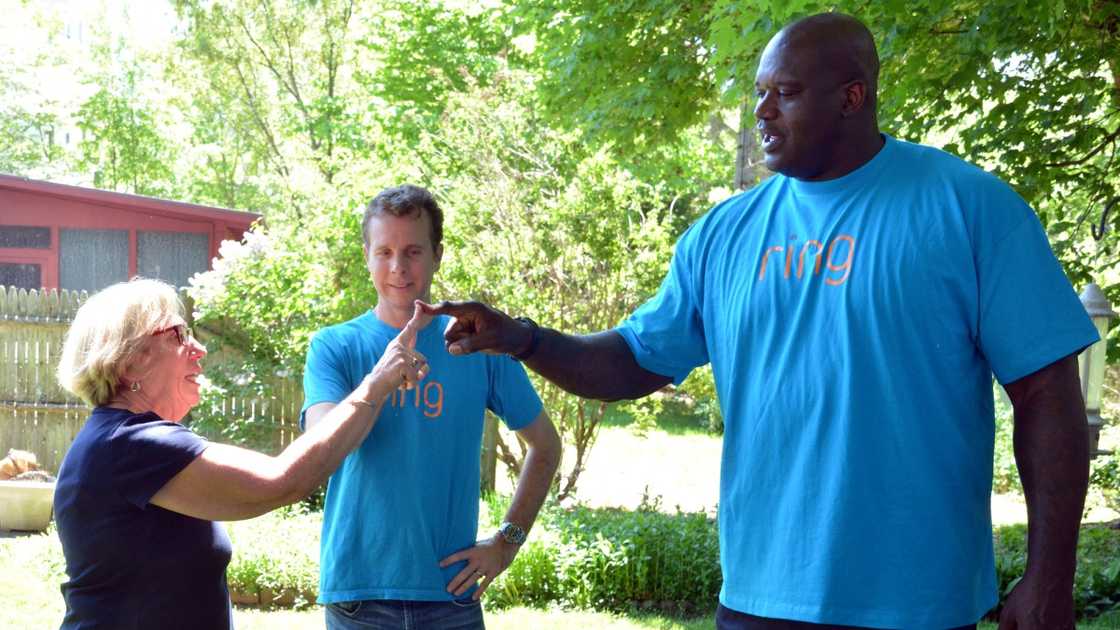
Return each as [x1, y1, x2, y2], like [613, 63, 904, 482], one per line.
[716, 604, 977, 630]
[325, 598, 485, 630]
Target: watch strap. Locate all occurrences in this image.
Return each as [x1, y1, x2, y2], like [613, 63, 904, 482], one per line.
[498, 521, 527, 545]
[511, 317, 540, 362]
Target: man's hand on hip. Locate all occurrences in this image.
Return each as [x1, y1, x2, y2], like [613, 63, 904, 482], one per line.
[439, 535, 520, 600]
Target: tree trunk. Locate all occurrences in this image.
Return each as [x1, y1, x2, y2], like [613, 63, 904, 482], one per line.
[734, 100, 754, 190]
[479, 414, 498, 494]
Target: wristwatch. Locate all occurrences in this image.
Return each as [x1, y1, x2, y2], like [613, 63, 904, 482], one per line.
[497, 521, 527, 545]
[511, 317, 541, 362]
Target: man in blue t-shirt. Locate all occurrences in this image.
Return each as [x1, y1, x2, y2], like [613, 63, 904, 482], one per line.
[301, 185, 561, 630]
[423, 13, 1095, 630]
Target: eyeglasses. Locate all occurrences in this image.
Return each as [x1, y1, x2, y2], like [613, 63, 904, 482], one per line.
[151, 323, 194, 346]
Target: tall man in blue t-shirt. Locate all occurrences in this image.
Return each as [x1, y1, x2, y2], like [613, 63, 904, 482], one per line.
[423, 13, 1094, 630]
[301, 184, 561, 629]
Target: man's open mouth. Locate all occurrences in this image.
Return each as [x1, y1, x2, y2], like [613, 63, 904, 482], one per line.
[760, 130, 783, 153]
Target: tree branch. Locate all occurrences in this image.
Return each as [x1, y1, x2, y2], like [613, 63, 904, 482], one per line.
[231, 61, 290, 181]
[233, 12, 311, 127]
[1044, 125, 1120, 167]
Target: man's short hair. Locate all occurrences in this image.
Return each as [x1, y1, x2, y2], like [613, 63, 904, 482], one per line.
[362, 185, 444, 251]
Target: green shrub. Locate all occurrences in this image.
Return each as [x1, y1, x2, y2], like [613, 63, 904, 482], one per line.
[483, 495, 721, 614]
[1090, 452, 1120, 515]
[224, 506, 322, 608]
[216, 499, 1120, 622]
[485, 539, 562, 608]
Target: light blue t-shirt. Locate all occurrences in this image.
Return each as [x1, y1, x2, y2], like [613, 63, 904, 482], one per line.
[301, 311, 543, 603]
[617, 136, 1098, 628]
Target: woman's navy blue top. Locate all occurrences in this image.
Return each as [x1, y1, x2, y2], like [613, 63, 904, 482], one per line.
[54, 407, 233, 629]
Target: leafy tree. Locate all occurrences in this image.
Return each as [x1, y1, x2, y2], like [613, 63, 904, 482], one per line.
[171, 0, 379, 221]
[173, 75, 284, 214]
[515, 0, 719, 153]
[0, 85, 63, 175]
[515, 0, 1120, 330]
[0, 3, 69, 176]
[356, 0, 510, 144]
[856, 0, 1120, 293]
[75, 82, 176, 196]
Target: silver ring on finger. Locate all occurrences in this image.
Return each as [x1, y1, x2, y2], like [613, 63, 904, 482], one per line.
[411, 355, 419, 369]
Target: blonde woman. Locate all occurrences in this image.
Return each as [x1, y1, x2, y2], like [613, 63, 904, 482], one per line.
[53, 278, 430, 630]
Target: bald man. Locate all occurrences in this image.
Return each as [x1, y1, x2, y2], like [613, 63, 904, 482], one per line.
[423, 13, 1093, 630]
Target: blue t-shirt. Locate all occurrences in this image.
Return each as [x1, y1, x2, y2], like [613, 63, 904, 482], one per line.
[54, 407, 233, 630]
[301, 311, 543, 603]
[616, 136, 1098, 628]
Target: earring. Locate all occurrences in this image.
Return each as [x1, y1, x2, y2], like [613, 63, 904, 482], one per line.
[130, 381, 141, 392]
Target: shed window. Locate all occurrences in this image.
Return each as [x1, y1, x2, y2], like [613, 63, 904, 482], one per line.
[0, 262, 41, 290]
[0, 226, 50, 249]
[138, 231, 209, 288]
[59, 229, 128, 292]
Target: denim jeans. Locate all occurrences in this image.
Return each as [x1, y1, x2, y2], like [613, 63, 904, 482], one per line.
[716, 604, 977, 630]
[325, 598, 485, 630]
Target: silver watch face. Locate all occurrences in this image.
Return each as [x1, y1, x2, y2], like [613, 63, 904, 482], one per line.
[500, 522, 526, 544]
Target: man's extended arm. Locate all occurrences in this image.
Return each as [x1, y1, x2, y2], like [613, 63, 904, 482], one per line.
[999, 353, 1089, 630]
[440, 412, 562, 599]
[420, 301, 672, 401]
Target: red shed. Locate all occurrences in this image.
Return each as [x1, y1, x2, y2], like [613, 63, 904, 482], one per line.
[0, 174, 260, 291]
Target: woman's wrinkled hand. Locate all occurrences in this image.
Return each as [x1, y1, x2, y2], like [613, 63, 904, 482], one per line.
[369, 303, 433, 394]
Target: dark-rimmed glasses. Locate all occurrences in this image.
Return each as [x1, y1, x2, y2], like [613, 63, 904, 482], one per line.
[151, 323, 194, 346]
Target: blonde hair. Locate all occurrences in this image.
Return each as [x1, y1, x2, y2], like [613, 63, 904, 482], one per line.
[57, 278, 185, 406]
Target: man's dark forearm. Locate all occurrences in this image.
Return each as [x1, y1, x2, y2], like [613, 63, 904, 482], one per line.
[522, 329, 672, 401]
[1006, 355, 1089, 589]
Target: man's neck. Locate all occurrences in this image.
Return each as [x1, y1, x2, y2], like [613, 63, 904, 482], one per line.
[800, 129, 885, 182]
[836, 129, 885, 177]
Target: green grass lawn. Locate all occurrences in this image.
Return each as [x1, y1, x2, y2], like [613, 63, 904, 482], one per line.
[0, 529, 714, 629]
[8, 527, 1120, 629]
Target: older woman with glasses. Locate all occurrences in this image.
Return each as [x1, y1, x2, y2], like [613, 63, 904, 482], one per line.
[53, 278, 431, 630]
